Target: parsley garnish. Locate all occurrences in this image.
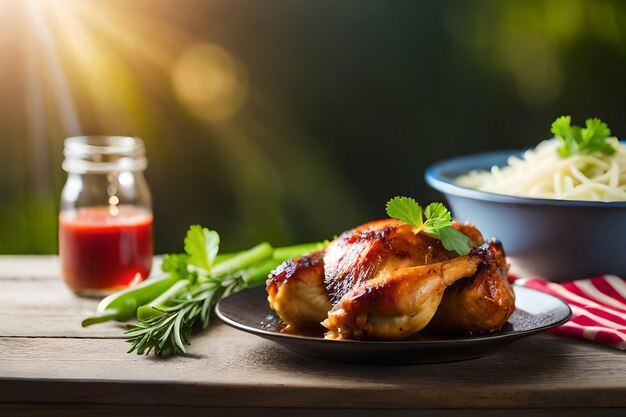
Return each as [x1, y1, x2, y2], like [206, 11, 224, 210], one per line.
[184, 225, 220, 271]
[385, 197, 474, 256]
[551, 115, 615, 158]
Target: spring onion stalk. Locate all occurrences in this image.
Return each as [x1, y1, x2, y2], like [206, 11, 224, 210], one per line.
[81, 275, 179, 327]
[210, 242, 273, 276]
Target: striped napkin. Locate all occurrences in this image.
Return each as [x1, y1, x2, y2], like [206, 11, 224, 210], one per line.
[515, 276, 626, 350]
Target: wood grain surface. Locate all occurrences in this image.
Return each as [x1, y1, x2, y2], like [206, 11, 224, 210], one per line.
[1, 256, 625, 417]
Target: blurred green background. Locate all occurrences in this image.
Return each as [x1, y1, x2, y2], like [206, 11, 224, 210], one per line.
[2, 0, 626, 254]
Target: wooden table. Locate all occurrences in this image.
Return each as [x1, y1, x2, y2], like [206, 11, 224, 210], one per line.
[1, 256, 625, 416]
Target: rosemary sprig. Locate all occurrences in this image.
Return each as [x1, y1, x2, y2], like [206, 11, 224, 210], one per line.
[123, 226, 279, 356]
[125, 274, 245, 356]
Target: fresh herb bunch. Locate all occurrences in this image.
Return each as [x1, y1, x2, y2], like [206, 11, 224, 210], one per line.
[551, 115, 615, 158]
[125, 273, 243, 356]
[385, 197, 474, 255]
[124, 225, 323, 356]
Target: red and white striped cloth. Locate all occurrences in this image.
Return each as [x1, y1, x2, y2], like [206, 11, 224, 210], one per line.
[514, 276, 626, 350]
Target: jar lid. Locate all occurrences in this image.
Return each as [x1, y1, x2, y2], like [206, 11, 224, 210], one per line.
[62, 136, 148, 173]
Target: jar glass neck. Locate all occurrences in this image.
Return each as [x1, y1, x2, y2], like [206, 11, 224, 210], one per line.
[62, 136, 147, 173]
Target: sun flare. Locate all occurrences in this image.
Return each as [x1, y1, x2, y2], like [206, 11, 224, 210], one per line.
[9, 0, 249, 137]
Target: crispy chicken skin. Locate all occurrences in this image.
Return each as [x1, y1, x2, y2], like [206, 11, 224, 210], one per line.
[323, 253, 482, 340]
[266, 250, 331, 330]
[266, 219, 515, 340]
[427, 240, 515, 334]
[322, 219, 458, 306]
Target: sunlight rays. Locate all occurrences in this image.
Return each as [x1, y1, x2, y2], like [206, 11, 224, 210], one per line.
[27, 0, 81, 135]
[19, 0, 252, 132]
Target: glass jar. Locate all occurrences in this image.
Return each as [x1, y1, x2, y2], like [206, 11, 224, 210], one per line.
[59, 136, 153, 296]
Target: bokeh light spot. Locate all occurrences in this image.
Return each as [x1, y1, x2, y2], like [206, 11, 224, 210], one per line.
[172, 43, 248, 122]
[505, 33, 561, 106]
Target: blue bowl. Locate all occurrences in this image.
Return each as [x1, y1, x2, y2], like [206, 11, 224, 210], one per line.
[425, 150, 626, 281]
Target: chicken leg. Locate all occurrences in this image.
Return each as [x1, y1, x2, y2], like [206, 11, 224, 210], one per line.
[322, 253, 482, 340]
[427, 240, 515, 334]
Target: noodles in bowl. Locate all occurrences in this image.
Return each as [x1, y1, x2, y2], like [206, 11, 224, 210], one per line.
[425, 116, 626, 280]
[455, 138, 626, 202]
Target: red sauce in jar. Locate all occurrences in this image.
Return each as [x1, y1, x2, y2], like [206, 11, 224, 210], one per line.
[59, 205, 153, 295]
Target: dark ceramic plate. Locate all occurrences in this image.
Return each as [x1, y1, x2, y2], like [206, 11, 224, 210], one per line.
[215, 285, 571, 365]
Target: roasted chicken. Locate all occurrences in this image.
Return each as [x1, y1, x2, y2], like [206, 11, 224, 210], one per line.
[266, 250, 330, 329]
[427, 240, 515, 334]
[266, 219, 515, 340]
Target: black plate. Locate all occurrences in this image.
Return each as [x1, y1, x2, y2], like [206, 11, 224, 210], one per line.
[215, 285, 571, 364]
